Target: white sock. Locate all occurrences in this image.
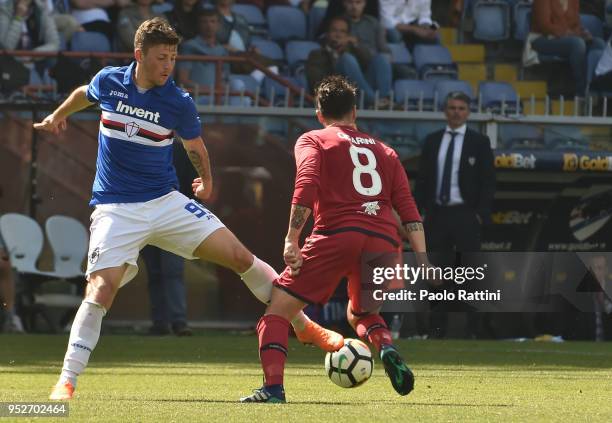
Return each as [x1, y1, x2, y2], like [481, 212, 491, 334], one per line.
[239, 256, 311, 331]
[59, 300, 106, 386]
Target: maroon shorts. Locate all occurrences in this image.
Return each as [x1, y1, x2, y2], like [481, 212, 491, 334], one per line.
[274, 229, 401, 314]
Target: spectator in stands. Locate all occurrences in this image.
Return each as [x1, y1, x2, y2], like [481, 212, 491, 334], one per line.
[117, 0, 163, 51]
[215, 0, 280, 77]
[177, 8, 230, 93]
[215, 0, 252, 53]
[531, 0, 606, 95]
[69, 0, 129, 43]
[580, 0, 605, 20]
[46, 0, 84, 42]
[306, 16, 391, 107]
[0, 0, 60, 82]
[344, 0, 389, 60]
[0, 0, 60, 52]
[315, 0, 379, 38]
[164, 0, 202, 41]
[379, 0, 438, 49]
[591, 36, 612, 92]
[0, 228, 25, 333]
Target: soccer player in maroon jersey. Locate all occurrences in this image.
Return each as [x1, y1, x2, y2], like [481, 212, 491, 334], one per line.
[240, 75, 429, 403]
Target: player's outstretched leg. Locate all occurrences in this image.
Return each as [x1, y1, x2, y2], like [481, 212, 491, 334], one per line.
[347, 306, 414, 396]
[50, 266, 125, 400]
[194, 228, 343, 352]
[240, 287, 305, 404]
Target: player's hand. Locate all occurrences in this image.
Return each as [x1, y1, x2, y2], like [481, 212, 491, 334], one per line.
[284, 239, 303, 276]
[192, 177, 212, 201]
[33, 113, 67, 135]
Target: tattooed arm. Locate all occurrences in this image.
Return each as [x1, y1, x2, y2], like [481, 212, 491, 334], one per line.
[284, 204, 312, 276]
[181, 136, 213, 201]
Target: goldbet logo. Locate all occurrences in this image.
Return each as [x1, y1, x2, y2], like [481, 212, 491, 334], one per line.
[491, 211, 533, 225]
[495, 153, 536, 169]
[563, 154, 612, 171]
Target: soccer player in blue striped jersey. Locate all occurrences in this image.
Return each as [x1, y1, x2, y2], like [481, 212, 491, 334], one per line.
[34, 18, 343, 401]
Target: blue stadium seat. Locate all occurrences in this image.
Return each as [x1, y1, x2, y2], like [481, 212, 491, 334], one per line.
[513, 1, 531, 41]
[262, 75, 304, 105]
[308, 6, 327, 40]
[229, 74, 260, 95]
[580, 14, 604, 39]
[413, 45, 457, 80]
[152, 2, 173, 15]
[232, 3, 267, 37]
[472, 0, 510, 41]
[251, 39, 284, 61]
[393, 79, 436, 110]
[387, 43, 412, 64]
[70, 31, 111, 52]
[232, 4, 266, 27]
[285, 40, 320, 71]
[267, 6, 307, 41]
[434, 80, 474, 109]
[479, 81, 520, 113]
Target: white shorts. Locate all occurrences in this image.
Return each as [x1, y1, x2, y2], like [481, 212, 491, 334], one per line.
[86, 191, 225, 287]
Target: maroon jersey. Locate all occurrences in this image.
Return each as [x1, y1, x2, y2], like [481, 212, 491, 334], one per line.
[292, 124, 421, 242]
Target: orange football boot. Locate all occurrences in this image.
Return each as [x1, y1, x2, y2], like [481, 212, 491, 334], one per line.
[49, 381, 75, 401]
[294, 320, 344, 352]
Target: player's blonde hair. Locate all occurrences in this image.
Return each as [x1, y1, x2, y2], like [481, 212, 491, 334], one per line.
[134, 18, 180, 53]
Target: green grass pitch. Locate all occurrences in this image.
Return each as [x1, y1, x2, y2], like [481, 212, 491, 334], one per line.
[1, 332, 611, 422]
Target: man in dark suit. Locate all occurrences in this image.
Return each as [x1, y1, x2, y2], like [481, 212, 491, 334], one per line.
[414, 91, 495, 338]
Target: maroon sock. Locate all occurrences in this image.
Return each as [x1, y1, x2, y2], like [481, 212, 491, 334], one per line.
[355, 314, 393, 353]
[257, 314, 290, 386]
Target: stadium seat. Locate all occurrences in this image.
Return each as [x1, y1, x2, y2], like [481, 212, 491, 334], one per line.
[45, 215, 88, 279]
[447, 44, 485, 63]
[308, 6, 327, 40]
[0, 214, 55, 277]
[267, 6, 307, 41]
[434, 80, 474, 109]
[580, 14, 604, 40]
[0, 214, 76, 332]
[262, 75, 304, 105]
[413, 45, 458, 80]
[152, 2, 173, 14]
[70, 31, 111, 52]
[232, 4, 267, 35]
[393, 79, 436, 110]
[513, 1, 531, 41]
[472, 0, 510, 41]
[388, 43, 413, 64]
[251, 39, 284, 61]
[479, 81, 520, 113]
[229, 74, 260, 95]
[285, 40, 320, 71]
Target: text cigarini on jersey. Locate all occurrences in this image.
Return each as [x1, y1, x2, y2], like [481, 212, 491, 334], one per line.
[116, 100, 161, 124]
[337, 132, 376, 145]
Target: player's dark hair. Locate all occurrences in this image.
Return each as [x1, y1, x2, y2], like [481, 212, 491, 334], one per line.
[444, 91, 471, 108]
[134, 17, 181, 53]
[315, 75, 357, 120]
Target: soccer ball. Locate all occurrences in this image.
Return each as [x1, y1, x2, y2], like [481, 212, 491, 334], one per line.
[325, 339, 373, 388]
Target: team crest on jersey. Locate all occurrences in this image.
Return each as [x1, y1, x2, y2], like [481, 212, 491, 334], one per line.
[125, 122, 140, 138]
[361, 201, 380, 216]
[89, 247, 100, 264]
